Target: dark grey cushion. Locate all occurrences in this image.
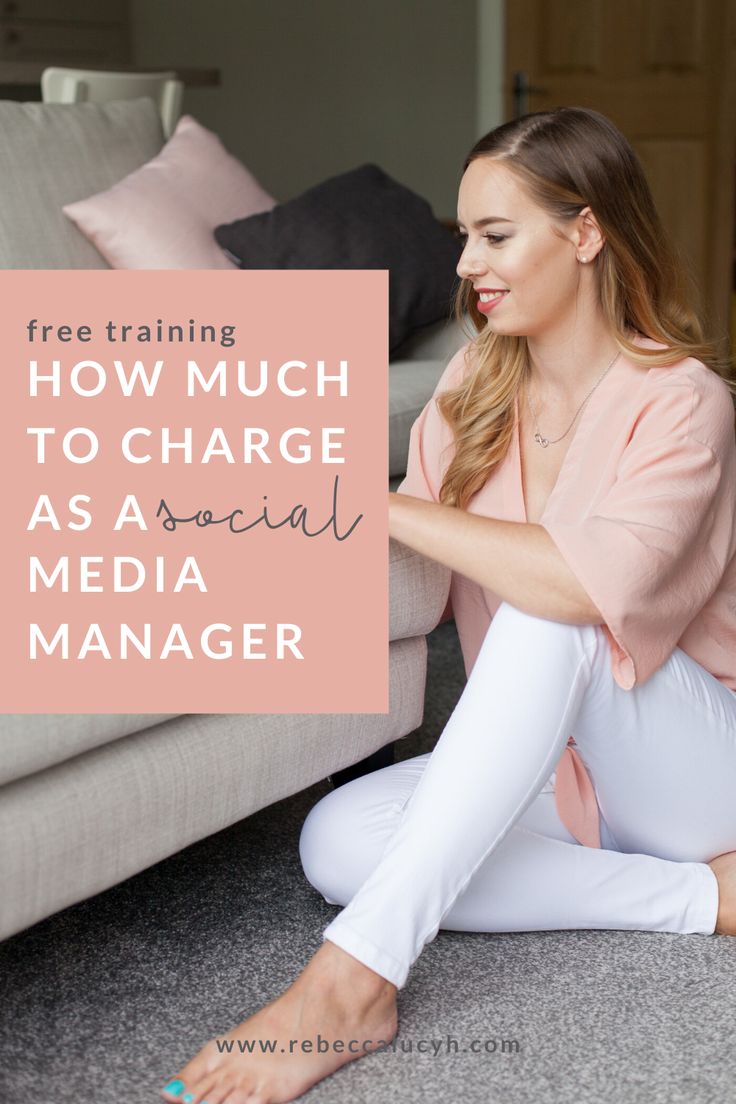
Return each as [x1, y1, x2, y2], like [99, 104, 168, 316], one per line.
[215, 163, 462, 355]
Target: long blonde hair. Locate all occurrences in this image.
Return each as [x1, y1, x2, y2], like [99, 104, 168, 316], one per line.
[437, 106, 736, 510]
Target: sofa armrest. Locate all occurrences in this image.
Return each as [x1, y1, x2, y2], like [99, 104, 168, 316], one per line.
[389, 537, 450, 642]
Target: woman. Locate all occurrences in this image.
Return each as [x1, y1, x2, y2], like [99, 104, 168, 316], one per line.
[161, 107, 736, 1104]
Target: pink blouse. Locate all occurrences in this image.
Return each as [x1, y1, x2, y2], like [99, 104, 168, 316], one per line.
[396, 332, 736, 849]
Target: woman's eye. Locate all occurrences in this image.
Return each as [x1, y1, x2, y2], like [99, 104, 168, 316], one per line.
[456, 232, 506, 245]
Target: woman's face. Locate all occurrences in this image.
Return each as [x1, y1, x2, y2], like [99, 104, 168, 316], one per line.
[456, 158, 591, 339]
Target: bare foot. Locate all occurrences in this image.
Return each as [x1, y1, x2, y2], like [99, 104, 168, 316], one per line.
[159, 939, 398, 1104]
[708, 851, 736, 935]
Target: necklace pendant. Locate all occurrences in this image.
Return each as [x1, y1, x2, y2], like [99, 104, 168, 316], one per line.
[534, 432, 549, 448]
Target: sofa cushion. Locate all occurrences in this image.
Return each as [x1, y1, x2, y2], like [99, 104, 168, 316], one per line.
[0, 539, 449, 786]
[0, 98, 165, 269]
[390, 313, 473, 363]
[0, 714, 179, 787]
[0, 635, 427, 941]
[388, 316, 471, 477]
[389, 358, 456, 478]
[214, 163, 462, 355]
[63, 115, 277, 270]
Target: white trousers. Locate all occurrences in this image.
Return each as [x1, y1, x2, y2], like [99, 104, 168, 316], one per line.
[299, 603, 736, 990]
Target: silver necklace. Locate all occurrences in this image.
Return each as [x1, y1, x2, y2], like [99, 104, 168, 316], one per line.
[525, 348, 621, 448]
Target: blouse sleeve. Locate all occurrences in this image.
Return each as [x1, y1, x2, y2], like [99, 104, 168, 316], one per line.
[396, 341, 472, 503]
[541, 372, 736, 690]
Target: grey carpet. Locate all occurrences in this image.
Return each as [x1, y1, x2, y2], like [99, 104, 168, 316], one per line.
[1, 620, 735, 1104]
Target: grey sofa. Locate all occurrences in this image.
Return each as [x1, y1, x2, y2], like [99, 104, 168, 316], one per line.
[0, 96, 464, 941]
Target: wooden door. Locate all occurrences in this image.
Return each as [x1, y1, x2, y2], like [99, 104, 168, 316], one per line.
[505, 0, 736, 357]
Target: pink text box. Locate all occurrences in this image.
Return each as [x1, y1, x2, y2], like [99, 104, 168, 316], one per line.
[1, 270, 388, 713]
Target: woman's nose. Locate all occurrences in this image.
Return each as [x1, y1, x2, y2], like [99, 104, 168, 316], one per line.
[456, 242, 486, 281]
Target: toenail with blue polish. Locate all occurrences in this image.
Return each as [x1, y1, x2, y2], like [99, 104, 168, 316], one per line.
[162, 1081, 185, 1097]
[182, 1095, 194, 1103]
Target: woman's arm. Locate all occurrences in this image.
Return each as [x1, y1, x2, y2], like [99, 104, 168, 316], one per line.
[389, 492, 602, 625]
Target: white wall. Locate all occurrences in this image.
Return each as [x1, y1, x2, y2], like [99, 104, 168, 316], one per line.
[131, 0, 504, 219]
[477, 0, 505, 137]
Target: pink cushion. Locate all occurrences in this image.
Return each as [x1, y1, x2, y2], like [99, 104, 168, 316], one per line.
[63, 115, 276, 269]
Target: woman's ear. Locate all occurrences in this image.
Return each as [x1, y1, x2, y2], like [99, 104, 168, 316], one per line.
[577, 205, 605, 256]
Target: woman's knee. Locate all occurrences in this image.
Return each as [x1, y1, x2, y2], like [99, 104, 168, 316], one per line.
[299, 775, 390, 904]
[299, 786, 351, 902]
[299, 760, 422, 904]
[493, 600, 601, 641]
[488, 601, 607, 669]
